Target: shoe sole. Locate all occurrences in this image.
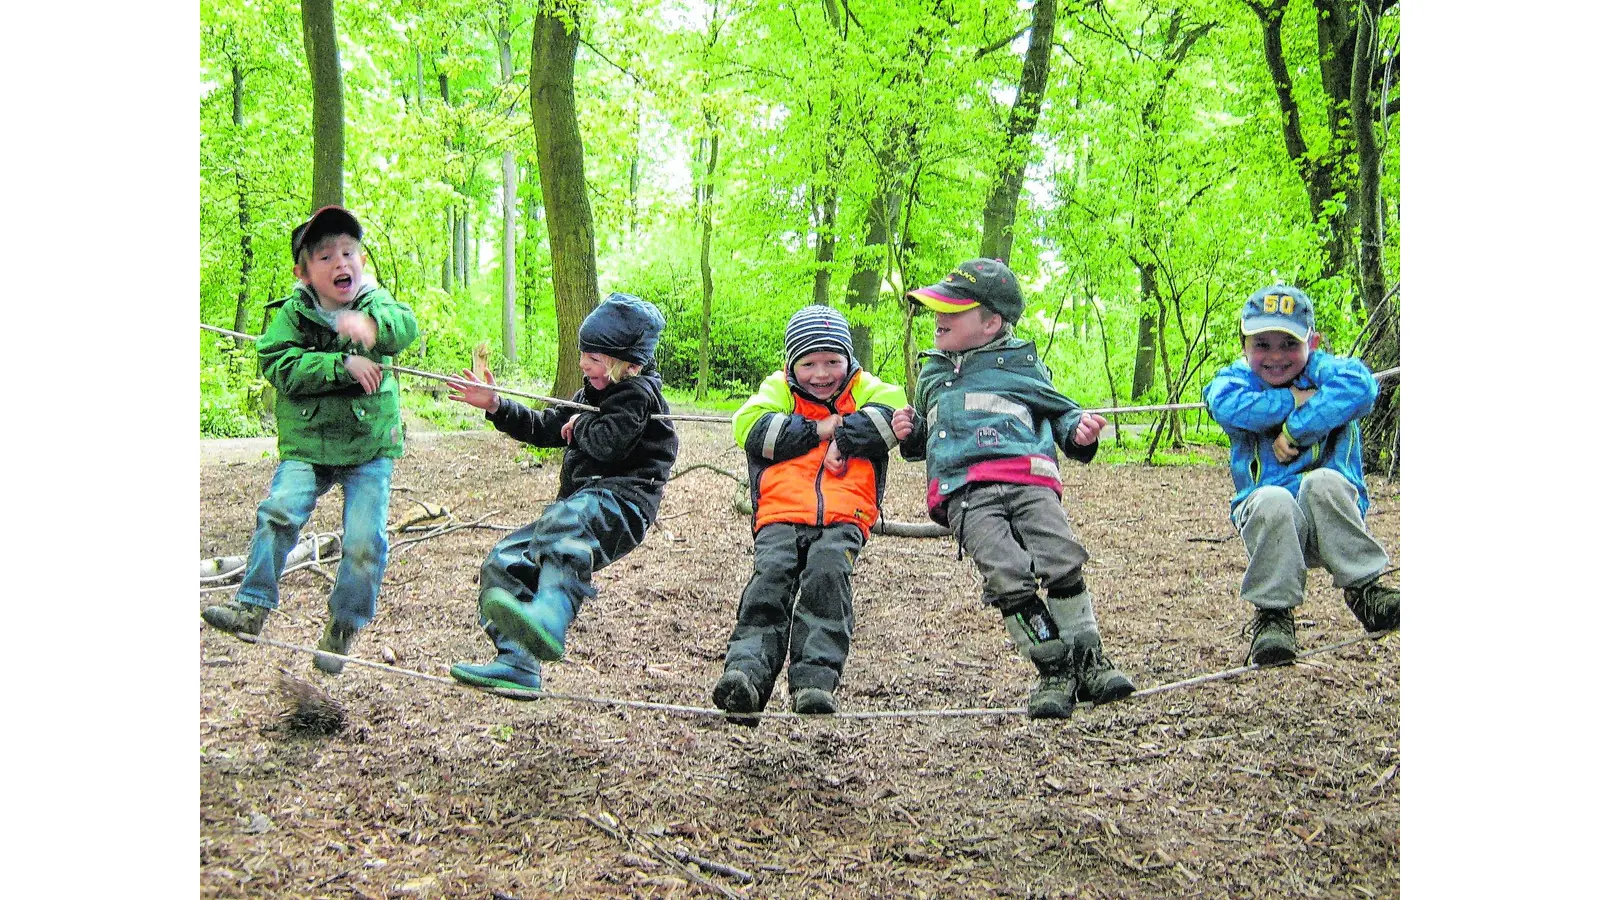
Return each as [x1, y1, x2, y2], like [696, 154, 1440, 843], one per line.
[449, 664, 542, 698]
[482, 592, 566, 662]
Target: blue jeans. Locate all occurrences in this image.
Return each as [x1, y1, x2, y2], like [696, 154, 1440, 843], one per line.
[236, 456, 393, 629]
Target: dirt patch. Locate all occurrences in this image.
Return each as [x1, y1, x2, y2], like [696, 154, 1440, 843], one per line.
[199, 425, 1399, 898]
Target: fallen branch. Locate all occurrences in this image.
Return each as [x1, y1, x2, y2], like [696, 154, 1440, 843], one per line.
[577, 813, 745, 899]
[668, 463, 743, 483]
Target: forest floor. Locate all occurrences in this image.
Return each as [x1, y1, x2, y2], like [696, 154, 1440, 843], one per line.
[198, 422, 1400, 899]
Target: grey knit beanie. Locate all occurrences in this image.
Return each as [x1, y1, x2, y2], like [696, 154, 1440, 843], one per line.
[783, 305, 855, 372]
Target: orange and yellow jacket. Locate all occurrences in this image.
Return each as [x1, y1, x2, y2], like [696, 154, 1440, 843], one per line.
[732, 367, 907, 540]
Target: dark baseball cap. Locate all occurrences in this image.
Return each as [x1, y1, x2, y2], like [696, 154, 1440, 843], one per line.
[1240, 284, 1314, 341]
[290, 206, 363, 262]
[906, 258, 1025, 324]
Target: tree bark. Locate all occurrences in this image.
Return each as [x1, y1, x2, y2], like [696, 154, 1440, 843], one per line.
[497, 8, 520, 363]
[531, 0, 600, 400]
[299, 0, 344, 209]
[1131, 262, 1157, 399]
[696, 123, 719, 402]
[1350, 0, 1399, 473]
[980, 0, 1056, 262]
[230, 58, 254, 346]
[442, 207, 453, 292]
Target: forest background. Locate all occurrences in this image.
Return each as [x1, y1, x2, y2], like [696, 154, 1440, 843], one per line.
[197, 0, 1402, 470]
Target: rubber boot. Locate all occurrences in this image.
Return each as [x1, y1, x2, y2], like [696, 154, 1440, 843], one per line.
[481, 567, 579, 663]
[1042, 591, 1135, 705]
[450, 623, 543, 696]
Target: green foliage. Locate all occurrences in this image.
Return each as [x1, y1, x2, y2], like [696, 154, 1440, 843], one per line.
[200, 0, 1398, 456]
[200, 347, 272, 439]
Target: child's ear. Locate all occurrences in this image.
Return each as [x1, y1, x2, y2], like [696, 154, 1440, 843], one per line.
[293, 261, 308, 282]
[1307, 332, 1322, 351]
[984, 314, 1004, 337]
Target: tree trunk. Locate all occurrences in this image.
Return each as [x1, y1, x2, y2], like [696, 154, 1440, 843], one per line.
[812, 185, 838, 306]
[980, 0, 1056, 262]
[531, 0, 600, 399]
[1131, 261, 1157, 399]
[1247, 0, 1359, 286]
[230, 58, 254, 346]
[695, 123, 719, 403]
[1350, 0, 1399, 473]
[842, 183, 900, 374]
[442, 207, 454, 292]
[299, 0, 344, 209]
[498, 3, 520, 362]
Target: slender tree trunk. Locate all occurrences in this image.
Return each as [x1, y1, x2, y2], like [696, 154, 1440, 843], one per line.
[442, 207, 454, 292]
[1131, 261, 1157, 399]
[498, 3, 521, 362]
[980, 0, 1056, 262]
[531, 0, 600, 399]
[842, 182, 900, 374]
[230, 59, 254, 345]
[812, 186, 838, 306]
[696, 124, 719, 403]
[1350, 0, 1398, 473]
[299, 0, 344, 208]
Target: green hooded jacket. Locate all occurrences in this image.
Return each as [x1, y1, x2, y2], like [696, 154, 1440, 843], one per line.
[257, 280, 419, 466]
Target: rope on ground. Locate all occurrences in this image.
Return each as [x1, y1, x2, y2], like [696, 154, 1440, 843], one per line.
[220, 626, 1396, 723]
[200, 322, 1400, 424]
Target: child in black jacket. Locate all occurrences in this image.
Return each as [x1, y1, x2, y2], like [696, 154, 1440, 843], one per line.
[448, 294, 678, 693]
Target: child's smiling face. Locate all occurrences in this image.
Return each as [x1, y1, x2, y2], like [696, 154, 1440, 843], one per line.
[295, 234, 365, 310]
[792, 351, 849, 400]
[1243, 330, 1318, 386]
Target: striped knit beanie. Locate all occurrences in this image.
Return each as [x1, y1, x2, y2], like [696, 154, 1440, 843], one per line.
[784, 305, 855, 373]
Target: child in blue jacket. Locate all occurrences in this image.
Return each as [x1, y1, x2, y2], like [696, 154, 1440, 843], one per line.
[1202, 284, 1400, 664]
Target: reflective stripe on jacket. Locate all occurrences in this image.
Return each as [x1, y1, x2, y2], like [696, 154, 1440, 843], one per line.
[733, 368, 906, 540]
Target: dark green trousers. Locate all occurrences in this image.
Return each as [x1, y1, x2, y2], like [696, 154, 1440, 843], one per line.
[722, 523, 864, 706]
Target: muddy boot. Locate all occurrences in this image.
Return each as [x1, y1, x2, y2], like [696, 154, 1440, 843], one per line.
[202, 599, 270, 636]
[481, 570, 578, 663]
[1026, 641, 1079, 720]
[1248, 608, 1298, 665]
[313, 620, 359, 675]
[1000, 597, 1078, 719]
[712, 668, 762, 727]
[792, 687, 837, 715]
[1344, 579, 1400, 633]
[1042, 590, 1134, 705]
[1073, 632, 1136, 706]
[451, 623, 543, 696]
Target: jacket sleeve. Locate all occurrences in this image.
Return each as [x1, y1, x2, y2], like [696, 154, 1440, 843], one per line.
[1204, 361, 1295, 437]
[1023, 362, 1095, 464]
[362, 288, 419, 356]
[734, 371, 823, 463]
[486, 397, 572, 447]
[257, 304, 357, 398]
[1282, 352, 1377, 447]
[834, 372, 906, 459]
[569, 380, 654, 463]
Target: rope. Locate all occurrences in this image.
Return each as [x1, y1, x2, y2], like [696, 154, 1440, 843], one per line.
[201, 322, 1400, 424]
[223, 627, 1395, 722]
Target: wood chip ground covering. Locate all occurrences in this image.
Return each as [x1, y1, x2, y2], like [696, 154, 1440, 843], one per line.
[200, 422, 1400, 899]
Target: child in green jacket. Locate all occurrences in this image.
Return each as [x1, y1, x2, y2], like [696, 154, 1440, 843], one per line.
[203, 207, 418, 675]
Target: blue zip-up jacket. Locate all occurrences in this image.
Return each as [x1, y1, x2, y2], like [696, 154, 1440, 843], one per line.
[1203, 349, 1377, 514]
[899, 335, 1096, 526]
